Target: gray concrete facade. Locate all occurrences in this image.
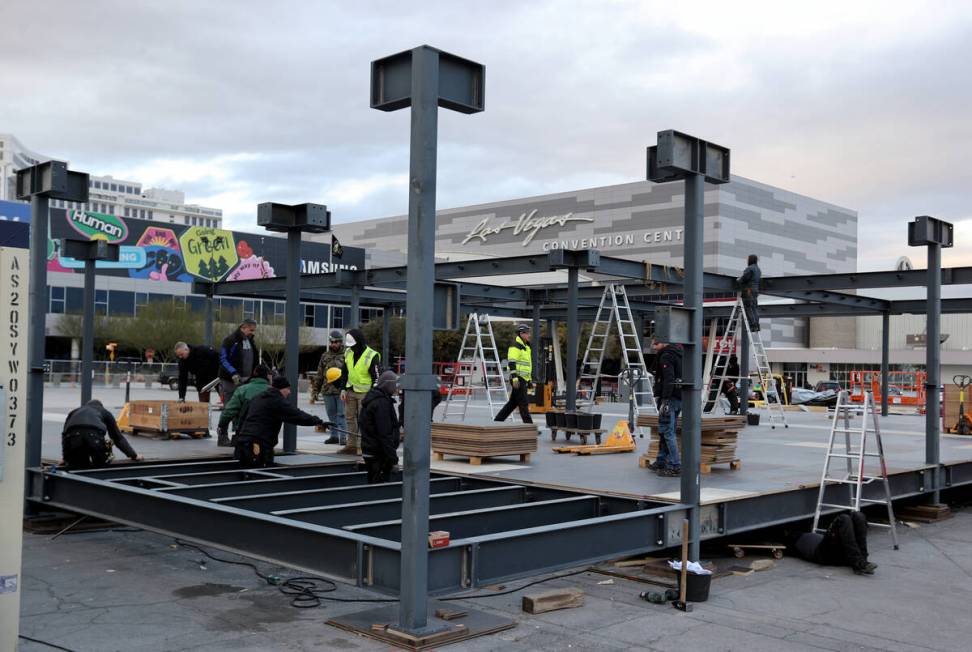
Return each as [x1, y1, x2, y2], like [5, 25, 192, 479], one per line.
[324, 175, 857, 346]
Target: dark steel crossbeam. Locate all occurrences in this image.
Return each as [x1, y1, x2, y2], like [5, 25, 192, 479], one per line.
[763, 289, 890, 312]
[890, 297, 972, 314]
[159, 471, 385, 501]
[763, 266, 972, 291]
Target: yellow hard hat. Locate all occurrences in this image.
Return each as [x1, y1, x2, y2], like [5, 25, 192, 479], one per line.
[325, 367, 342, 384]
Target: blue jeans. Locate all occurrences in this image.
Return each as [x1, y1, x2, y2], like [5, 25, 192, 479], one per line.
[656, 398, 682, 469]
[321, 394, 348, 442]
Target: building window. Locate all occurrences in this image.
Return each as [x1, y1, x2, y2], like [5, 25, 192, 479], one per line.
[50, 286, 65, 314]
[242, 300, 256, 321]
[134, 292, 149, 315]
[304, 304, 315, 327]
[124, 207, 130, 217]
[148, 210, 153, 220]
[331, 306, 344, 329]
[95, 289, 108, 315]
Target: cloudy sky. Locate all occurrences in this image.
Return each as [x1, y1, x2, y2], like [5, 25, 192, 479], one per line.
[2, 1, 970, 270]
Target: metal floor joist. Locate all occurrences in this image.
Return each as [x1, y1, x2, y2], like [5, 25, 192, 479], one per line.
[27, 456, 683, 594]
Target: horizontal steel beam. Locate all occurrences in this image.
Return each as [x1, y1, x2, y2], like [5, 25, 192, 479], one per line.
[160, 471, 386, 501]
[763, 266, 972, 291]
[765, 289, 890, 312]
[890, 297, 972, 315]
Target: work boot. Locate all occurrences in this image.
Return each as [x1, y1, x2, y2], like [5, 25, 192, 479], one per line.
[335, 446, 360, 456]
[647, 460, 664, 471]
[854, 562, 877, 575]
[324, 435, 340, 445]
[216, 428, 232, 447]
[659, 466, 681, 477]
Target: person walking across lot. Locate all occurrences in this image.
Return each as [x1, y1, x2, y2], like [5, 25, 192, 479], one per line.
[311, 329, 348, 445]
[342, 328, 381, 456]
[494, 325, 534, 424]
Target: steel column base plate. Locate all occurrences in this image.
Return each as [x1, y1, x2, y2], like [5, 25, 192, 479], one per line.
[327, 603, 515, 651]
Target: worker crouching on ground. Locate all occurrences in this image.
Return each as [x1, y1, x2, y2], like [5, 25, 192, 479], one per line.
[173, 341, 221, 403]
[794, 512, 877, 575]
[738, 254, 762, 332]
[234, 376, 326, 468]
[219, 318, 259, 404]
[495, 324, 534, 424]
[342, 328, 381, 456]
[61, 399, 143, 469]
[650, 338, 683, 477]
[360, 370, 401, 483]
[217, 364, 272, 447]
[311, 329, 348, 445]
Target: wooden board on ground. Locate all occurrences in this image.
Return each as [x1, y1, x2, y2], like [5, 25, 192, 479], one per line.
[522, 588, 584, 614]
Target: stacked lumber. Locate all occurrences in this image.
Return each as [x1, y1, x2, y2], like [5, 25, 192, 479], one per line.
[431, 423, 538, 465]
[636, 415, 745, 472]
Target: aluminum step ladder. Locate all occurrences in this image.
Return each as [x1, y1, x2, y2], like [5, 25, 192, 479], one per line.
[811, 390, 899, 549]
[577, 284, 656, 415]
[441, 313, 509, 421]
[705, 295, 788, 428]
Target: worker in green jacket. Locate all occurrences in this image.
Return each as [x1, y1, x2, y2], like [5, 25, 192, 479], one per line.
[342, 328, 381, 456]
[217, 364, 271, 447]
[495, 325, 533, 424]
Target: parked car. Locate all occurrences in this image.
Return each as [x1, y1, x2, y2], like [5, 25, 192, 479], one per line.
[814, 380, 842, 393]
[158, 370, 194, 391]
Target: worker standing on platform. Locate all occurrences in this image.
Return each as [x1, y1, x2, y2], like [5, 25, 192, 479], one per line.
[173, 342, 221, 403]
[738, 254, 762, 332]
[495, 325, 534, 424]
[217, 364, 272, 447]
[61, 400, 143, 469]
[724, 354, 741, 414]
[234, 376, 326, 468]
[310, 330, 348, 446]
[343, 328, 381, 456]
[219, 319, 259, 404]
[650, 338, 683, 477]
[794, 512, 877, 575]
[360, 370, 401, 483]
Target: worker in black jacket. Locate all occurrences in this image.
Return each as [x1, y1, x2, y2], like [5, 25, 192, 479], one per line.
[219, 319, 259, 404]
[234, 376, 326, 468]
[61, 399, 143, 469]
[724, 354, 741, 414]
[173, 342, 221, 402]
[738, 254, 762, 332]
[650, 339, 683, 477]
[794, 512, 877, 575]
[359, 370, 401, 483]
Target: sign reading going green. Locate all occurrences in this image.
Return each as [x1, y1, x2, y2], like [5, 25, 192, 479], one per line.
[179, 226, 238, 281]
[67, 210, 129, 243]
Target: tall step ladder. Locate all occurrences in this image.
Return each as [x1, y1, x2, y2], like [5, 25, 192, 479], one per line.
[577, 284, 657, 415]
[811, 390, 898, 548]
[704, 295, 788, 429]
[441, 313, 509, 421]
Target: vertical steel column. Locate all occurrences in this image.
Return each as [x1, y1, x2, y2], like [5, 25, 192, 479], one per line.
[282, 230, 301, 453]
[681, 173, 704, 560]
[926, 243, 941, 502]
[532, 303, 541, 372]
[382, 307, 391, 369]
[565, 267, 579, 411]
[880, 311, 890, 417]
[26, 194, 49, 473]
[739, 322, 750, 416]
[204, 283, 215, 348]
[350, 286, 361, 330]
[80, 259, 96, 405]
[399, 45, 439, 633]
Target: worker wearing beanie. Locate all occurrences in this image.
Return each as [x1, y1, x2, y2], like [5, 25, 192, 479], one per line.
[342, 328, 381, 455]
[310, 329, 348, 445]
[359, 370, 400, 483]
[234, 376, 326, 468]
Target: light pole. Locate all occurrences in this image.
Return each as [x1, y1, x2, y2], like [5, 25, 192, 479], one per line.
[258, 202, 331, 453]
[648, 131, 730, 560]
[59, 239, 120, 405]
[15, 161, 89, 477]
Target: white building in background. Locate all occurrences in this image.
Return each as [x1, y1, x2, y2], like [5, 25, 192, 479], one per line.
[0, 132, 223, 228]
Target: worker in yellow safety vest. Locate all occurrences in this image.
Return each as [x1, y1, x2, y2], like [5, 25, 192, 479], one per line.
[341, 327, 381, 455]
[495, 325, 534, 424]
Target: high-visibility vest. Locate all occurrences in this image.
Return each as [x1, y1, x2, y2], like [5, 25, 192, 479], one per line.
[346, 347, 379, 393]
[507, 336, 532, 382]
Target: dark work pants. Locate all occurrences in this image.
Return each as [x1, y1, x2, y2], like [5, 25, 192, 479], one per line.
[236, 440, 275, 468]
[820, 512, 869, 569]
[63, 429, 112, 470]
[364, 455, 396, 484]
[725, 385, 740, 414]
[495, 382, 533, 424]
[743, 297, 760, 332]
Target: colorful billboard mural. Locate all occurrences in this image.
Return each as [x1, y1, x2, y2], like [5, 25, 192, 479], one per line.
[47, 208, 363, 283]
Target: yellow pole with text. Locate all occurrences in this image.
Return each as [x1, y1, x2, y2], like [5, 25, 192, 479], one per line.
[0, 246, 29, 650]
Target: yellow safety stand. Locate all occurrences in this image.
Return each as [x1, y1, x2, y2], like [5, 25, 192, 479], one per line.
[116, 402, 132, 432]
[553, 420, 637, 455]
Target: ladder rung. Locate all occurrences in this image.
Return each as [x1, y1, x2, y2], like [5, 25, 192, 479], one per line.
[858, 498, 890, 505]
[817, 503, 854, 510]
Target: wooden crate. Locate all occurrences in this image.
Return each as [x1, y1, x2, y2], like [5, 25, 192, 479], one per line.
[127, 400, 209, 435]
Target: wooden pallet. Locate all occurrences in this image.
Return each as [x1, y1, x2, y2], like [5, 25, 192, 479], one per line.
[553, 444, 634, 456]
[638, 453, 740, 474]
[432, 450, 531, 465]
[130, 427, 210, 441]
[549, 427, 606, 445]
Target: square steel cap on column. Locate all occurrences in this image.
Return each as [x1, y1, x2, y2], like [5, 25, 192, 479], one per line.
[647, 130, 730, 184]
[371, 45, 485, 113]
[60, 238, 120, 261]
[16, 160, 89, 201]
[908, 215, 954, 248]
[258, 202, 330, 233]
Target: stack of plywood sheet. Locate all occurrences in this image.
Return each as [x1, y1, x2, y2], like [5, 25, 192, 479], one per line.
[636, 415, 746, 473]
[431, 423, 538, 465]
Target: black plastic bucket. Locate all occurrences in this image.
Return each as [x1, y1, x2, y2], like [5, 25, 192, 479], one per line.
[554, 411, 567, 428]
[672, 571, 711, 602]
[591, 413, 603, 430]
[545, 412, 557, 428]
[576, 413, 594, 430]
[747, 413, 760, 426]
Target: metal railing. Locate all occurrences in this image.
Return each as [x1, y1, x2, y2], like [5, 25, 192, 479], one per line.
[45, 359, 180, 386]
